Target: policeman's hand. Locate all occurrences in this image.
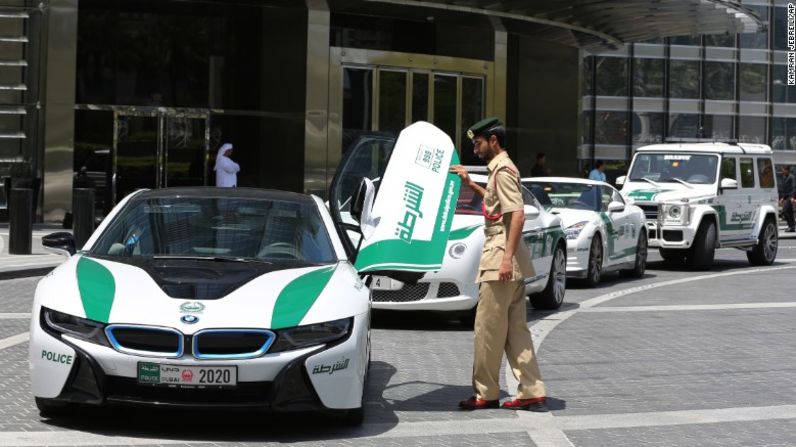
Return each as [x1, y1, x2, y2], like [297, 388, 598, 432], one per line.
[499, 257, 514, 281]
[449, 165, 472, 187]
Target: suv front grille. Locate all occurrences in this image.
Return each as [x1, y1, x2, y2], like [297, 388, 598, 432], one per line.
[193, 329, 275, 359]
[638, 204, 660, 221]
[372, 283, 430, 302]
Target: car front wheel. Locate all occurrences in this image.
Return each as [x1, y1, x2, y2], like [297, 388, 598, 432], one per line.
[530, 243, 566, 310]
[747, 217, 778, 266]
[621, 232, 647, 278]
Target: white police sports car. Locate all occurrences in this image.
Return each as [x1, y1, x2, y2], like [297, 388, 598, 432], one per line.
[522, 177, 647, 286]
[30, 122, 460, 424]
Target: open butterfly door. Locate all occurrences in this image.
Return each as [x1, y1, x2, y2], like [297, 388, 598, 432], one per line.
[328, 121, 461, 282]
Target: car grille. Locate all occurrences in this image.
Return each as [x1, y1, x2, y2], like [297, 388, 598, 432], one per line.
[192, 329, 275, 359]
[372, 282, 430, 302]
[105, 325, 183, 357]
[638, 204, 660, 220]
[437, 282, 460, 298]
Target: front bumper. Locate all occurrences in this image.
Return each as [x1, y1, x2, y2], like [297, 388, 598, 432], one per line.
[30, 313, 368, 411]
[565, 238, 590, 279]
[371, 279, 479, 311]
[645, 221, 695, 249]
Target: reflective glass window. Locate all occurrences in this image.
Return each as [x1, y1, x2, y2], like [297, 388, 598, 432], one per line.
[739, 64, 767, 101]
[704, 62, 735, 100]
[583, 56, 594, 96]
[669, 114, 699, 138]
[738, 116, 766, 144]
[378, 70, 407, 134]
[703, 115, 734, 140]
[582, 112, 593, 145]
[433, 74, 457, 142]
[721, 157, 737, 181]
[412, 73, 429, 122]
[460, 77, 484, 165]
[342, 68, 373, 153]
[595, 111, 628, 145]
[772, 65, 796, 103]
[775, 6, 789, 51]
[758, 158, 775, 189]
[633, 58, 664, 97]
[771, 118, 796, 150]
[632, 112, 664, 146]
[669, 60, 699, 98]
[670, 35, 701, 46]
[740, 5, 768, 49]
[595, 57, 627, 96]
[705, 34, 735, 48]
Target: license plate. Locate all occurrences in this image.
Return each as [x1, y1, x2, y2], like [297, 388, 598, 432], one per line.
[371, 276, 404, 291]
[137, 362, 237, 387]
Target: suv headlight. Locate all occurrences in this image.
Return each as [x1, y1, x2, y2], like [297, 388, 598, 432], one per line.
[662, 204, 690, 225]
[41, 307, 110, 347]
[565, 221, 589, 240]
[269, 317, 352, 353]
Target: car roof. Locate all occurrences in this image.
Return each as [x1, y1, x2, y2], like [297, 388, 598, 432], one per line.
[635, 142, 772, 155]
[132, 187, 316, 204]
[521, 176, 612, 188]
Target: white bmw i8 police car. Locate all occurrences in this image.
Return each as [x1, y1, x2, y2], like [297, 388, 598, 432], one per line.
[30, 122, 460, 424]
[330, 136, 568, 322]
[522, 178, 647, 287]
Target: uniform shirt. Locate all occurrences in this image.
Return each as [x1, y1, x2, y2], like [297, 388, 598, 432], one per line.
[477, 151, 536, 282]
[589, 169, 606, 182]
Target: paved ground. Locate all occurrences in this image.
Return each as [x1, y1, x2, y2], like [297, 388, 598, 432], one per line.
[0, 236, 795, 446]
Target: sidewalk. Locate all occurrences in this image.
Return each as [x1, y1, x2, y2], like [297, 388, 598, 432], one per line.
[0, 224, 68, 278]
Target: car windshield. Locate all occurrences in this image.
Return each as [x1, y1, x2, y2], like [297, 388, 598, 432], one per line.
[523, 182, 599, 212]
[89, 195, 337, 264]
[629, 153, 719, 184]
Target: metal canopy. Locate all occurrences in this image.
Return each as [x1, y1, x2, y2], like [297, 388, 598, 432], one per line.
[356, 0, 764, 50]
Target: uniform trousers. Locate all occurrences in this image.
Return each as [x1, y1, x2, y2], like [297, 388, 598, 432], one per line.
[472, 279, 546, 400]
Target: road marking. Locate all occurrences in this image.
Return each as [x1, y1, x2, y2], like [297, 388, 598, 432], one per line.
[0, 332, 29, 350]
[0, 313, 31, 319]
[0, 431, 209, 446]
[581, 302, 796, 312]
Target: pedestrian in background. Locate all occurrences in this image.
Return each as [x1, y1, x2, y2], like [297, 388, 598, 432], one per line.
[781, 165, 795, 232]
[450, 117, 547, 412]
[214, 143, 239, 187]
[530, 152, 550, 177]
[589, 160, 607, 182]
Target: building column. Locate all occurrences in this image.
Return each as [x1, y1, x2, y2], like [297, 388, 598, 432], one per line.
[304, 0, 330, 197]
[41, 0, 78, 222]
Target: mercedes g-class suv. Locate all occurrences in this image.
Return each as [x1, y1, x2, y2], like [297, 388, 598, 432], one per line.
[617, 142, 779, 270]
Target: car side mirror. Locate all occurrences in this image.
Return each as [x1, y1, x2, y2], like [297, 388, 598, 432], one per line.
[720, 178, 738, 191]
[42, 232, 76, 257]
[523, 204, 540, 220]
[615, 175, 626, 186]
[607, 201, 625, 213]
[351, 177, 377, 239]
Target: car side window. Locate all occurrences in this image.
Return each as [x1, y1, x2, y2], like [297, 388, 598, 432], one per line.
[721, 157, 737, 180]
[611, 188, 625, 204]
[740, 158, 755, 188]
[757, 158, 775, 189]
[599, 186, 613, 211]
[521, 186, 543, 210]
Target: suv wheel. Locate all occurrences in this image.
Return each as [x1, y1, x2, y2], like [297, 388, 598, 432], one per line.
[530, 243, 566, 310]
[689, 220, 716, 271]
[621, 232, 647, 278]
[747, 217, 778, 266]
[584, 235, 603, 287]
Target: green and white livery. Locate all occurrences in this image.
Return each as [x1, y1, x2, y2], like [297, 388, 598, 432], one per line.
[523, 177, 647, 287]
[30, 122, 459, 425]
[618, 142, 779, 269]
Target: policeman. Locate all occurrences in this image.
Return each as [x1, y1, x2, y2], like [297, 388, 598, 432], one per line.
[450, 117, 547, 411]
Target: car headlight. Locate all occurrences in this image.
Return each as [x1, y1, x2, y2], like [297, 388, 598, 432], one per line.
[448, 242, 467, 259]
[565, 221, 589, 240]
[270, 317, 352, 353]
[41, 307, 109, 347]
[662, 204, 690, 225]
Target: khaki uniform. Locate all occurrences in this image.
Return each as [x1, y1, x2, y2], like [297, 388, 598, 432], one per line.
[472, 151, 546, 400]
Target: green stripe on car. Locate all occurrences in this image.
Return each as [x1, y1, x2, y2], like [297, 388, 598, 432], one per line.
[271, 265, 337, 329]
[76, 256, 116, 323]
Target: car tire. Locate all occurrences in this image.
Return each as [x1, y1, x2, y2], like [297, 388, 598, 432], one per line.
[747, 217, 778, 266]
[689, 220, 716, 271]
[584, 234, 603, 287]
[530, 243, 566, 310]
[621, 232, 647, 278]
[659, 248, 686, 265]
[35, 398, 69, 418]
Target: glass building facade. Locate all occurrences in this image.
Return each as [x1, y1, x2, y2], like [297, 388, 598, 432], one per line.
[580, 0, 796, 183]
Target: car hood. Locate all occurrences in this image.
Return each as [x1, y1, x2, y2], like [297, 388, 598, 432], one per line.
[623, 182, 715, 203]
[35, 255, 368, 331]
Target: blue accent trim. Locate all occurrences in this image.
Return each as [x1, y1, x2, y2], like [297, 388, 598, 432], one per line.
[104, 324, 184, 358]
[192, 329, 276, 360]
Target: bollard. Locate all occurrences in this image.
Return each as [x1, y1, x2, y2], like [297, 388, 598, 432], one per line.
[73, 188, 95, 250]
[9, 188, 32, 254]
